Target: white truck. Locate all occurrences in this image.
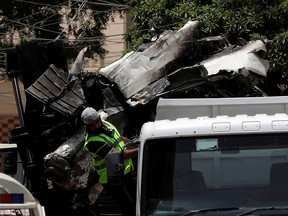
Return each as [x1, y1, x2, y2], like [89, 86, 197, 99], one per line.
[135, 96, 288, 216]
[0, 172, 46, 216]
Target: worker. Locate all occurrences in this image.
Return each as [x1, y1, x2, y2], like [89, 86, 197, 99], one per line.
[81, 107, 138, 216]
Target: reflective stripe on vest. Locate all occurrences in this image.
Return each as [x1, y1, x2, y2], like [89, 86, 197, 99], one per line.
[84, 120, 133, 184]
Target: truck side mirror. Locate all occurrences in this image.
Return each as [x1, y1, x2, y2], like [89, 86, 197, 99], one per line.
[106, 151, 124, 185]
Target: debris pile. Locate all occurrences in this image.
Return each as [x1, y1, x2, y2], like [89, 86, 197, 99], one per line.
[6, 20, 273, 215]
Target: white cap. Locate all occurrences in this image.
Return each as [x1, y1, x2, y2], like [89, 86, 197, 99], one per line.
[81, 107, 100, 124]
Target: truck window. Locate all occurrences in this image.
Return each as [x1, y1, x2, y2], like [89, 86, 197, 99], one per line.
[141, 133, 288, 216]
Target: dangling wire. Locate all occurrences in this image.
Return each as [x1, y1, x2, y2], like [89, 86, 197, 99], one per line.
[55, 0, 88, 41]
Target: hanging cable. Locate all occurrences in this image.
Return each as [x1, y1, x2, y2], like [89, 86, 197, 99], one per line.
[54, 0, 88, 40]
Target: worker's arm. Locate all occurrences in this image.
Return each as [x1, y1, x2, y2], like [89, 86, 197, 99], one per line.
[123, 148, 138, 160]
[121, 136, 139, 159]
[121, 136, 132, 143]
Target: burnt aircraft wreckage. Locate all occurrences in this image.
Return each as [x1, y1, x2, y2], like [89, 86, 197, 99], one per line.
[6, 20, 271, 215]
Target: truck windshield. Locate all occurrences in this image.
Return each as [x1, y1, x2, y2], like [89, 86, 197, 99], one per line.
[141, 133, 288, 216]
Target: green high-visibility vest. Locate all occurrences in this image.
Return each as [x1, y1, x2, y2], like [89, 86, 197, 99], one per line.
[84, 120, 133, 184]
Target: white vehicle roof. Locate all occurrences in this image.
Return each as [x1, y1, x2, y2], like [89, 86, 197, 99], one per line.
[141, 113, 288, 141]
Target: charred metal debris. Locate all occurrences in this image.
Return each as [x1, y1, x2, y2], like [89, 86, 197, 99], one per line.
[5, 20, 274, 215]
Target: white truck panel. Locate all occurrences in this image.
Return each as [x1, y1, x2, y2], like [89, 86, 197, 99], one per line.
[141, 113, 288, 141]
[156, 96, 288, 120]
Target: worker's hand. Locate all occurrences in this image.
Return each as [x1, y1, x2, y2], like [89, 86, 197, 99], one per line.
[278, 84, 287, 93]
[131, 137, 140, 145]
[123, 137, 139, 149]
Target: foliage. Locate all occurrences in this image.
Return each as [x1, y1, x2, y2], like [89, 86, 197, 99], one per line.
[124, 0, 288, 76]
[0, 0, 126, 60]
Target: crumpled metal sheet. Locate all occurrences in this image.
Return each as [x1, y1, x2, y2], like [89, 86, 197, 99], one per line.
[70, 47, 87, 75]
[126, 40, 269, 105]
[195, 40, 269, 77]
[26, 64, 86, 116]
[127, 66, 206, 106]
[99, 21, 268, 107]
[99, 20, 201, 99]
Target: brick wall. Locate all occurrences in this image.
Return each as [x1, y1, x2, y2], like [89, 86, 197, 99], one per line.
[0, 115, 20, 143]
[0, 115, 20, 173]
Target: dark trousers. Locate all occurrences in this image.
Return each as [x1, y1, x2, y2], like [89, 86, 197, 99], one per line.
[103, 173, 136, 216]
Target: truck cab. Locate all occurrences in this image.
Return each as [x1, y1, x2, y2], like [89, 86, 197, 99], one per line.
[136, 97, 288, 216]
